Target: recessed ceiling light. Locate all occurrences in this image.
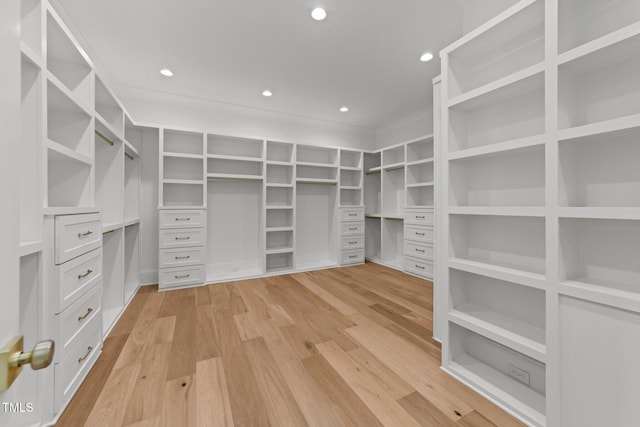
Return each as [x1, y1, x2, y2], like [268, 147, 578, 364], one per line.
[311, 8, 327, 21]
[420, 52, 434, 62]
[262, 90, 273, 97]
[340, 106, 349, 112]
[160, 68, 173, 77]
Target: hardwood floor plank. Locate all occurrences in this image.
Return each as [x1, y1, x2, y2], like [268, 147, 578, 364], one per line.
[109, 286, 154, 337]
[167, 296, 197, 380]
[233, 312, 262, 341]
[316, 340, 421, 427]
[213, 309, 272, 427]
[347, 347, 415, 400]
[243, 337, 309, 427]
[195, 357, 234, 427]
[122, 342, 172, 425]
[226, 282, 248, 315]
[150, 316, 175, 344]
[370, 303, 433, 341]
[195, 304, 220, 361]
[397, 391, 457, 427]
[56, 334, 129, 426]
[162, 375, 196, 427]
[303, 353, 384, 427]
[457, 411, 498, 427]
[195, 285, 211, 306]
[84, 364, 141, 426]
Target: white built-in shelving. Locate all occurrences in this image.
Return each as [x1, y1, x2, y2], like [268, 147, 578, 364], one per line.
[160, 129, 206, 208]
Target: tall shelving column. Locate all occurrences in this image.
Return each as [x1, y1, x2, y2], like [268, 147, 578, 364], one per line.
[439, 1, 547, 426]
[338, 149, 365, 265]
[381, 144, 405, 269]
[123, 115, 141, 304]
[265, 141, 295, 273]
[363, 152, 382, 262]
[158, 128, 206, 290]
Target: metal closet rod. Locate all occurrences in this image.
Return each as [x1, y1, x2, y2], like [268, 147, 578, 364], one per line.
[125, 153, 134, 160]
[207, 177, 263, 183]
[95, 130, 114, 146]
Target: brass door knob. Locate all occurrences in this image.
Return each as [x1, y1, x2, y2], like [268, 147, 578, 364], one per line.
[10, 339, 55, 370]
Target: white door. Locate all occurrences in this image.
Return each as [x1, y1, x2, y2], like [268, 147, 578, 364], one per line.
[0, 1, 43, 425]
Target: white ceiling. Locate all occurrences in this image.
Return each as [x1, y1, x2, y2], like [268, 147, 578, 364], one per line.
[55, 0, 463, 130]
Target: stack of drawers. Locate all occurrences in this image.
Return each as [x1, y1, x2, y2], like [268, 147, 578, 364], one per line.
[158, 209, 207, 290]
[404, 208, 434, 279]
[51, 213, 104, 411]
[339, 207, 365, 265]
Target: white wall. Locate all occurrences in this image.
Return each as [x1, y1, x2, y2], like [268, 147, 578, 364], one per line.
[375, 108, 434, 149]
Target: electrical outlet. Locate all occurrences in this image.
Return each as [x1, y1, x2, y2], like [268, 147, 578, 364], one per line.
[508, 364, 531, 386]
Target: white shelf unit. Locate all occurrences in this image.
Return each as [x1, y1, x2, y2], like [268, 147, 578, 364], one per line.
[339, 149, 363, 207]
[207, 135, 264, 281]
[160, 129, 206, 208]
[265, 141, 295, 274]
[296, 144, 338, 184]
[406, 136, 434, 208]
[124, 117, 141, 223]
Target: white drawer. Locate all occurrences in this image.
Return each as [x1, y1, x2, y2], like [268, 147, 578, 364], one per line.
[404, 241, 434, 260]
[159, 228, 206, 249]
[341, 236, 364, 250]
[340, 208, 364, 222]
[57, 248, 102, 314]
[405, 209, 434, 226]
[405, 225, 434, 243]
[404, 256, 434, 278]
[159, 209, 206, 229]
[55, 213, 102, 264]
[159, 247, 207, 268]
[159, 265, 206, 290]
[341, 250, 364, 265]
[57, 282, 102, 351]
[54, 315, 102, 411]
[340, 222, 364, 235]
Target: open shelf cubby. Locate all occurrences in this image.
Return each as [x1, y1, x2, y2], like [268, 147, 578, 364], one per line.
[365, 217, 381, 260]
[560, 218, 640, 297]
[162, 183, 204, 207]
[449, 214, 546, 276]
[207, 157, 262, 178]
[266, 187, 293, 206]
[266, 252, 294, 273]
[297, 145, 337, 165]
[340, 169, 361, 187]
[559, 126, 640, 207]
[450, 268, 546, 350]
[448, 323, 546, 425]
[266, 209, 294, 229]
[449, 145, 545, 207]
[207, 134, 263, 159]
[406, 186, 434, 207]
[46, 11, 92, 108]
[47, 150, 92, 208]
[382, 168, 405, 217]
[407, 162, 434, 185]
[163, 129, 203, 155]
[266, 230, 294, 252]
[95, 77, 123, 135]
[47, 80, 92, 157]
[407, 137, 434, 162]
[297, 165, 337, 181]
[558, 0, 640, 54]
[267, 141, 294, 163]
[447, 0, 544, 98]
[266, 164, 293, 185]
[164, 157, 203, 181]
[559, 31, 640, 130]
[448, 72, 545, 153]
[340, 150, 362, 168]
[382, 145, 404, 167]
[340, 189, 362, 207]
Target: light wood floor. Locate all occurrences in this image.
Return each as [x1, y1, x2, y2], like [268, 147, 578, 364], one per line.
[57, 262, 523, 427]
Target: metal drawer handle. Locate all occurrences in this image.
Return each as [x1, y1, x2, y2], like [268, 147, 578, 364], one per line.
[77, 231, 93, 238]
[416, 232, 425, 236]
[348, 227, 358, 231]
[415, 265, 425, 270]
[175, 255, 191, 260]
[416, 215, 425, 219]
[78, 307, 93, 321]
[349, 255, 358, 259]
[175, 274, 191, 279]
[78, 346, 93, 363]
[77, 269, 93, 279]
[348, 213, 358, 216]
[348, 241, 358, 245]
[175, 236, 191, 240]
[415, 248, 425, 253]
[175, 217, 191, 221]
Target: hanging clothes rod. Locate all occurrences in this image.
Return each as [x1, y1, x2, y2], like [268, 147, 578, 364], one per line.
[296, 181, 337, 185]
[207, 177, 263, 183]
[95, 130, 114, 146]
[125, 153, 134, 160]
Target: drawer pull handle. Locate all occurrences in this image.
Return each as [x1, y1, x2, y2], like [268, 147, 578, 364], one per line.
[415, 265, 425, 270]
[78, 307, 93, 321]
[416, 215, 425, 219]
[348, 213, 358, 216]
[348, 227, 358, 231]
[78, 346, 93, 363]
[175, 274, 191, 279]
[348, 241, 358, 244]
[349, 255, 358, 259]
[175, 236, 191, 240]
[175, 255, 191, 260]
[416, 249, 425, 253]
[416, 232, 425, 236]
[77, 231, 93, 238]
[175, 217, 191, 221]
[77, 269, 93, 279]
